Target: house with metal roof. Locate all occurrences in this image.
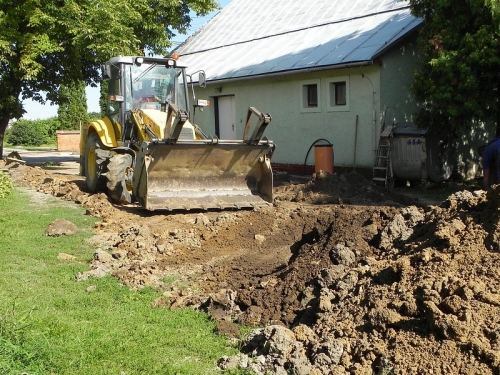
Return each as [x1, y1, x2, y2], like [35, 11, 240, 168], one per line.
[175, 0, 422, 173]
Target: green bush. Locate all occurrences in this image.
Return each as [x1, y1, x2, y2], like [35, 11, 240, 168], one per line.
[41, 117, 61, 139]
[8, 118, 60, 146]
[0, 172, 13, 198]
[7, 120, 41, 146]
[87, 112, 102, 122]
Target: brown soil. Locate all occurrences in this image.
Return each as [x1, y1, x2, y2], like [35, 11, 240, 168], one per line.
[3, 160, 500, 375]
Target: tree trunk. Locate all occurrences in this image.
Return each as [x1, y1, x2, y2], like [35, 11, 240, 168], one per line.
[0, 116, 9, 158]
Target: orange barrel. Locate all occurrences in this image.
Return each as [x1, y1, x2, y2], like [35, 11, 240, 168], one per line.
[314, 144, 334, 173]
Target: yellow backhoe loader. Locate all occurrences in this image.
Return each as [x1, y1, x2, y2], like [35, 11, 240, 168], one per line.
[80, 56, 275, 210]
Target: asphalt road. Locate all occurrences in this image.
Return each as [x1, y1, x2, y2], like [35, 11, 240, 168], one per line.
[4, 148, 80, 175]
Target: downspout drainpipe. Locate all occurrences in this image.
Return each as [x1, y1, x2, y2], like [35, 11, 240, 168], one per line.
[362, 73, 377, 165]
[353, 115, 358, 170]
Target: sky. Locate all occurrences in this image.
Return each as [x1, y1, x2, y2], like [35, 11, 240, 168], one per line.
[23, 0, 232, 120]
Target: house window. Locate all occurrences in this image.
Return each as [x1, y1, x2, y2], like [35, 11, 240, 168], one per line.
[327, 76, 350, 112]
[332, 82, 346, 105]
[300, 79, 321, 113]
[305, 84, 318, 107]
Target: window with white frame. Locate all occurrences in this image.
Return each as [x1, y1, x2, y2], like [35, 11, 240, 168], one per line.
[300, 79, 321, 113]
[327, 76, 350, 112]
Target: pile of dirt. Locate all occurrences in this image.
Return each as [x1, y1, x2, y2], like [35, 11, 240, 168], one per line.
[3, 159, 500, 374]
[273, 170, 418, 206]
[219, 189, 500, 374]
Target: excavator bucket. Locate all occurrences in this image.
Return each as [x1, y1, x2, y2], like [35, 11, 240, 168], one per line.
[132, 141, 274, 211]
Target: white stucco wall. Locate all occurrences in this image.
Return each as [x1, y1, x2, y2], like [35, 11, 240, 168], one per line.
[192, 66, 383, 168]
[186, 34, 489, 181]
[379, 34, 421, 125]
[185, 35, 423, 172]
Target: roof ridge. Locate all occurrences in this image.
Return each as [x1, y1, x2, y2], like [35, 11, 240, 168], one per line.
[179, 5, 411, 57]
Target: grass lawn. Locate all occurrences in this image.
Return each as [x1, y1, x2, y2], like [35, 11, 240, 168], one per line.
[0, 187, 247, 375]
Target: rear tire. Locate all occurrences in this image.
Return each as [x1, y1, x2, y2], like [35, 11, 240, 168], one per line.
[85, 132, 107, 192]
[106, 153, 133, 204]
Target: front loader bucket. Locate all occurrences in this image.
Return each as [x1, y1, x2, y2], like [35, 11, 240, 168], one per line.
[132, 141, 274, 211]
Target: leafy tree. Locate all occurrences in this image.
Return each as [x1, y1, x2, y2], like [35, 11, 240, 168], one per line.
[409, 0, 500, 136]
[58, 81, 89, 130]
[99, 80, 109, 118]
[488, 0, 500, 22]
[0, 0, 219, 156]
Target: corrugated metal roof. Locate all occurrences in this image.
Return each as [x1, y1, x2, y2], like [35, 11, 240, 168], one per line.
[176, 0, 421, 82]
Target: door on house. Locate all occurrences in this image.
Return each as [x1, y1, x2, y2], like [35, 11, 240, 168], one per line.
[216, 95, 236, 139]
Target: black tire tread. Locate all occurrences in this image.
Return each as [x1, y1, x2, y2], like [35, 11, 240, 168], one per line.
[106, 153, 133, 204]
[85, 132, 107, 192]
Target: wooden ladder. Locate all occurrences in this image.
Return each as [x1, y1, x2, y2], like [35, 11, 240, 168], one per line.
[372, 125, 394, 189]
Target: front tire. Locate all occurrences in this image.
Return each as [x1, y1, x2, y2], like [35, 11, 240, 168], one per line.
[106, 153, 133, 204]
[85, 132, 107, 192]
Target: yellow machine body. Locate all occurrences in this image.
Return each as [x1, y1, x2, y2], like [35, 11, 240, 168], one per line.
[80, 56, 274, 211]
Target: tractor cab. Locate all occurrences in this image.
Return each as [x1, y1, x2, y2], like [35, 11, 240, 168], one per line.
[102, 56, 190, 144]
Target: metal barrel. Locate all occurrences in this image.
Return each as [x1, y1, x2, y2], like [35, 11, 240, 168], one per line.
[132, 141, 274, 211]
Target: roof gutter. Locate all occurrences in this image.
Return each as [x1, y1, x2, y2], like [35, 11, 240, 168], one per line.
[201, 60, 375, 85]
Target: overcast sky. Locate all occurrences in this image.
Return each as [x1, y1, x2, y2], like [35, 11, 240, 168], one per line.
[23, 0, 231, 120]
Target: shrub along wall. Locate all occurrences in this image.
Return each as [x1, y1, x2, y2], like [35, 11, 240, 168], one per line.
[7, 112, 101, 148]
[7, 118, 61, 146]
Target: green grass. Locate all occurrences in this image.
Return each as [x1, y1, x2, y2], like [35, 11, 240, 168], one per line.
[0, 188, 247, 375]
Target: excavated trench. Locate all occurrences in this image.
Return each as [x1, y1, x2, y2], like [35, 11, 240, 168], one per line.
[3, 159, 500, 375]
